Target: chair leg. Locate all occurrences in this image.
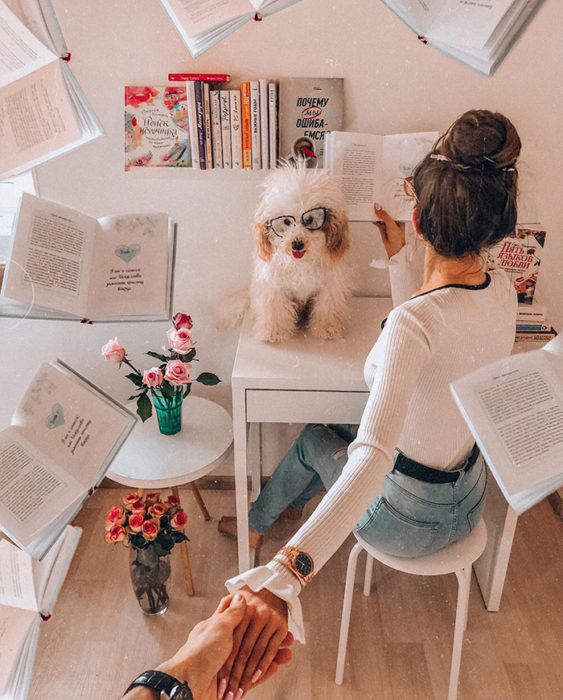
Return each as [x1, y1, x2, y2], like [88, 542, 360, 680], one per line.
[448, 566, 472, 700]
[335, 542, 363, 685]
[190, 482, 211, 521]
[363, 554, 374, 596]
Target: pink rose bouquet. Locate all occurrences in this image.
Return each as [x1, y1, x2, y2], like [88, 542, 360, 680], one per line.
[101, 312, 219, 422]
[104, 492, 188, 556]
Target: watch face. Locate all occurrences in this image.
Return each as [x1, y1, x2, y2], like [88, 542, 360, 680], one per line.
[294, 551, 313, 577]
[170, 686, 191, 700]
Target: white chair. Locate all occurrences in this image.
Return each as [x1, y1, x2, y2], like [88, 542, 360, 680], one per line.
[335, 519, 487, 700]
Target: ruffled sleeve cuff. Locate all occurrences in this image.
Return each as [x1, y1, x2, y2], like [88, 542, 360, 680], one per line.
[225, 561, 306, 644]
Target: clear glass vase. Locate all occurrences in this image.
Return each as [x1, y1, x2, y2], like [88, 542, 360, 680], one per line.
[129, 545, 171, 615]
[152, 387, 183, 435]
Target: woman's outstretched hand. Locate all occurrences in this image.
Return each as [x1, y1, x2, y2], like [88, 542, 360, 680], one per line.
[372, 202, 406, 259]
[217, 586, 289, 699]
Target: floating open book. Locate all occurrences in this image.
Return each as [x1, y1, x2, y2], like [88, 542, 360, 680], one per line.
[324, 130, 438, 221]
[0, 0, 103, 179]
[451, 333, 563, 515]
[0, 194, 177, 322]
[0, 525, 81, 700]
[158, 0, 302, 57]
[380, 0, 544, 75]
[0, 360, 135, 559]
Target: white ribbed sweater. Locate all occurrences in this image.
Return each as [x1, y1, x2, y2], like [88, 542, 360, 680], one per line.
[227, 244, 517, 642]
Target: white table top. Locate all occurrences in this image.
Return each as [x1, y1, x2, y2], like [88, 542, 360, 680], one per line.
[107, 396, 233, 488]
[232, 297, 394, 391]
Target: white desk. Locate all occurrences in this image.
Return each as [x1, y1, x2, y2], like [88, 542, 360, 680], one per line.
[231, 296, 523, 613]
[108, 396, 233, 594]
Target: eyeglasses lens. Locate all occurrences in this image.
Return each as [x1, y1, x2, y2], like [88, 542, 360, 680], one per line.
[301, 208, 326, 230]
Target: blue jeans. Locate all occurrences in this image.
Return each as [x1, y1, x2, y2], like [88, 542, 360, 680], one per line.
[248, 424, 487, 557]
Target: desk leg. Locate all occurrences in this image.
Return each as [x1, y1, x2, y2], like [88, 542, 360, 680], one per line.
[233, 387, 250, 573]
[474, 475, 518, 611]
[190, 482, 211, 521]
[172, 486, 195, 596]
[249, 423, 262, 502]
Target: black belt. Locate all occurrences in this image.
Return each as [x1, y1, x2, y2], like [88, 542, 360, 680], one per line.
[393, 443, 480, 484]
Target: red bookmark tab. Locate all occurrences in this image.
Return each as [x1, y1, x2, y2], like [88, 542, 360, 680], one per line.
[40, 613, 52, 621]
[417, 35, 428, 44]
[61, 52, 71, 61]
[253, 12, 262, 21]
[80, 318, 93, 324]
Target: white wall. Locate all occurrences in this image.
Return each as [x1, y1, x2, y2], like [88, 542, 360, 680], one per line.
[1, 0, 561, 474]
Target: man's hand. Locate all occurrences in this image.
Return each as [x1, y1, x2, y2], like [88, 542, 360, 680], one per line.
[217, 587, 289, 699]
[372, 202, 406, 259]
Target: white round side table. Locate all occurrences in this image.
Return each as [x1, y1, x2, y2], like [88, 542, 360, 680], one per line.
[107, 396, 233, 595]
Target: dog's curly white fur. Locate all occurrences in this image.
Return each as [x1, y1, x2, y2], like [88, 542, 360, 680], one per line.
[218, 163, 352, 343]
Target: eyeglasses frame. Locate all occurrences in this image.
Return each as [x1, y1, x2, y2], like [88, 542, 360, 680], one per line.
[267, 207, 329, 238]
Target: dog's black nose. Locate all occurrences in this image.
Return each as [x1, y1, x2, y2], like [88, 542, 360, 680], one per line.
[292, 240, 305, 251]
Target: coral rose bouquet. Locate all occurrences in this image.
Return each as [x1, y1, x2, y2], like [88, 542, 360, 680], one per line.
[101, 313, 219, 431]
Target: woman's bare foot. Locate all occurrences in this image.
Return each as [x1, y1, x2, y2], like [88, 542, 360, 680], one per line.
[280, 505, 303, 521]
[218, 516, 264, 548]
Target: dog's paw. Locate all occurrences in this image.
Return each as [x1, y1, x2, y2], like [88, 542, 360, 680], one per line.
[259, 329, 291, 344]
[310, 323, 345, 340]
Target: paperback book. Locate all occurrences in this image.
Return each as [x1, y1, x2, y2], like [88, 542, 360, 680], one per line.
[325, 130, 439, 221]
[486, 226, 546, 305]
[0, 0, 103, 179]
[0, 525, 81, 700]
[278, 77, 344, 168]
[380, 0, 544, 76]
[450, 333, 563, 514]
[0, 194, 177, 322]
[157, 0, 302, 57]
[124, 86, 191, 169]
[0, 359, 135, 559]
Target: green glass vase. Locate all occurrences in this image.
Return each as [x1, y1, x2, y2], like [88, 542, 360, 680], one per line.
[152, 387, 183, 435]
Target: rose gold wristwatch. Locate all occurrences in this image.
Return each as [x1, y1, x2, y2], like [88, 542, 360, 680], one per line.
[274, 546, 314, 584]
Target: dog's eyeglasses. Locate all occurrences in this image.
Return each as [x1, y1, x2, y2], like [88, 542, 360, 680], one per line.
[267, 207, 328, 237]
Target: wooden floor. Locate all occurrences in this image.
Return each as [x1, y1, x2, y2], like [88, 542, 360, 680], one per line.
[30, 488, 563, 700]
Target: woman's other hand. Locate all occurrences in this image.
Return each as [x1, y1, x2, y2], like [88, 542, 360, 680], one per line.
[217, 586, 289, 699]
[372, 203, 406, 259]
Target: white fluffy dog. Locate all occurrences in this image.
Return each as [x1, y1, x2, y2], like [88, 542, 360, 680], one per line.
[218, 162, 352, 343]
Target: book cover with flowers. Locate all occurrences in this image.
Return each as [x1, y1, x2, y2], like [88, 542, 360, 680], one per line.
[125, 86, 192, 170]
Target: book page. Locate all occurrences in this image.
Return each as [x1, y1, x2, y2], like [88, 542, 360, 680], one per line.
[159, 0, 251, 38]
[0, 604, 37, 696]
[426, 0, 517, 50]
[380, 131, 439, 220]
[327, 131, 382, 221]
[0, 429, 84, 547]
[0, 59, 83, 179]
[33, 524, 80, 615]
[451, 348, 563, 499]
[0, 538, 36, 610]
[1, 193, 94, 316]
[10, 361, 134, 488]
[0, 0, 55, 87]
[87, 213, 173, 319]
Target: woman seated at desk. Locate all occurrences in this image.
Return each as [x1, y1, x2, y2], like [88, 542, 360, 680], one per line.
[218, 109, 521, 699]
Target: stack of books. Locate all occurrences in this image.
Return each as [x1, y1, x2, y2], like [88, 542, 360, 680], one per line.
[515, 304, 557, 343]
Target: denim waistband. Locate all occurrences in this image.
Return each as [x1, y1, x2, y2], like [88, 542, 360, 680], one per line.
[393, 443, 480, 484]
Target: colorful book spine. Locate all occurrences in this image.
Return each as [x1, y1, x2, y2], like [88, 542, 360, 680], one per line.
[168, 73, 231, 82]
[515, 328, 557, 342]
[250, 81, 261, 170]
[185, 81, 200, 170]
[268, 82, 278, 169]
[516, 323, 551, 332]
[240, 81, 252, 170]
[193, 81, 207, 169]
[259, 79, 269, 169]
[202, 82, 213, 168]
[229, 90, 242, 169]
[210, 89, 223, 168]
[219, 91, 232, 168]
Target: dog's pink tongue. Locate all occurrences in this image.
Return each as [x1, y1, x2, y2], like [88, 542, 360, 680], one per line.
[292, 250, 305, 259]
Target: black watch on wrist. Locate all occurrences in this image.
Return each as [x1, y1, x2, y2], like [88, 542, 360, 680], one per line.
[124, 670, 193, 699]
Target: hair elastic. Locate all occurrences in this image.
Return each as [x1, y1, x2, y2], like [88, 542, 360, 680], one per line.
[429, 153, 515, 172]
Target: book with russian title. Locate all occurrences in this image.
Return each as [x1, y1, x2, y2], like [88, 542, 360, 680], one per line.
[278, 77, 344, 168]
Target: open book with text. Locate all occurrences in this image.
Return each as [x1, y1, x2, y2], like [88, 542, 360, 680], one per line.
[451, 333, 563, 515]
[0, 194, 177, 322]
[325, 130, 438, 221]
[0, 0, 103, 179]
[380, 0, 544, 75]
[158, 0, 301, 58]
[0, 525, 81, 700]
[0, 360, 135, 559]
